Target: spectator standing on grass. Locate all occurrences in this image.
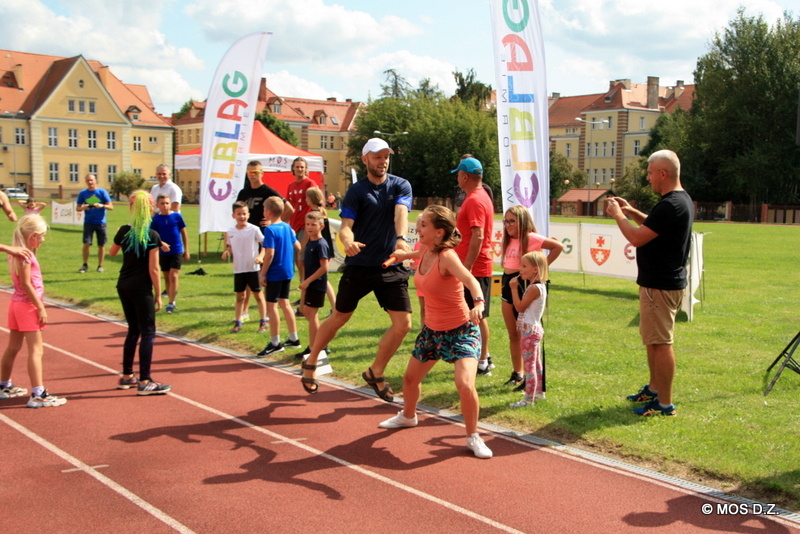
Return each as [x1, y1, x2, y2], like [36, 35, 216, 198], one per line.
[150, 194, 189, 314]
[149, 164, 182, 213]
[76, 174, 113, 273]
[300, 138, 412, 401]
[301, 186, 337, 318]
[0, 215, 67, 407]
[605, 149, 693, 417]
[453, 157, 494, 376]
[109, 191, 171, 396]
[499, 206, 563, 390]
[286, 157, 315, 282]
[508, 251, 548, 408]
[257, 197, 301, 357]
[378, 205, 492, 459]
[222, 202, 269, 334]
[295, 211, 331, 360]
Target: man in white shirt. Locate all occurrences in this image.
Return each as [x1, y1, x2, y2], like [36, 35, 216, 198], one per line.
[150, 164, 182, 212]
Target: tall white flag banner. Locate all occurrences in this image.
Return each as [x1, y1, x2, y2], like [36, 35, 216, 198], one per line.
[199, 32, 271, 234]
[490, 0, 550, 237]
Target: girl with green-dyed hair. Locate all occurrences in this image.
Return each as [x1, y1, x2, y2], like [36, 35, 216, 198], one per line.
[108, 190, 172, 396]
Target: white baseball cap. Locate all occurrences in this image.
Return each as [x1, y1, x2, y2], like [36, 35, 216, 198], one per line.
[362, 138, 395, 156]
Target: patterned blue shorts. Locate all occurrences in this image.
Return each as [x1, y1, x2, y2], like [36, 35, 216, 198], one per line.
[412, 322, 480, 364]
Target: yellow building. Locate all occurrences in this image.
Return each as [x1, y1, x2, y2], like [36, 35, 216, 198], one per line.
[549, 77, 694, 189]
[173, 79, 363, 199]
[0, 50, 172, 199]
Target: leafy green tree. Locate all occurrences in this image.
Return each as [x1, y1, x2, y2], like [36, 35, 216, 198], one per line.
[413, 78, 445, 100]
[549, 149, 585, 199]
[453, 69, 493, 110]
[692, 9, 800, 204]
[380, 69, 411, 99]
[256, 110, 298, 146]
[614, 160, 659, 212]
[109, 171, 145, 199]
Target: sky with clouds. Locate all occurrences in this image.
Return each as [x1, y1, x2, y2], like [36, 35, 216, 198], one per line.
[0, 0, 790, 115]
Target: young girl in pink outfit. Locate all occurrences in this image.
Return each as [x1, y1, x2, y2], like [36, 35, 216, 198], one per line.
[508, 251, 548, 407]
[378, 205, 493, 459]
[0, 214, 67, 407]
[500, 206, 563, 389]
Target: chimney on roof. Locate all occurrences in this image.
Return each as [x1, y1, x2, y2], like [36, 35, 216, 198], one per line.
[346, 98, 352, 103]
[612, 79, 631, 90]
[674, 80, 685, 99]
[327, 97, 337, 102]
[13, 63, 22, 90]
[647, 76, 659, 109]
[97, 65, 110, 87]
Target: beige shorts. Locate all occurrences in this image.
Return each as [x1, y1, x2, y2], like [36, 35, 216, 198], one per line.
[639, 287, 684, 345]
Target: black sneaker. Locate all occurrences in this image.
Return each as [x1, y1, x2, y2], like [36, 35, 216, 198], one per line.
[476, 361, 492, 376]
[503, 372, 524, 386]
[284, 338, 302, 348]
[78, 264, 88, 273]
[294, 346, 311, 360]
[513, 379, 526, 392]
[257, 342, 284, 356]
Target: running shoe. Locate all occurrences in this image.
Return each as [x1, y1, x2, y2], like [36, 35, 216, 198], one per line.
[466, 433, 493, 459]
[503, 372, 524, 387]
[116, 375, 139, 390]
[378, 411, 418, 429]
[27, 390, 67, 408]
[165, 303, 176, 314]
[509, 398, 534, 408]
[283, 338, 302, 348]
[137, 380, 172, 396]
[78, 264, 88, 273]
[230, 321, 242, 333]
[96, 265, 104, 273]
[257, 319, 268, 333]
[476, 361, 492, 376]
[241, 312, 250, 322]
[633, 399, 676, 417]
[257, 342, 284, 356]
[294, 346, 311, 360]
[626, 384, 658, 403]
[0, 385, 28, 398]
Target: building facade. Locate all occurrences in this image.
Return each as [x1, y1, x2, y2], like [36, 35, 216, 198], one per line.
[549, 77, 694, 189]
[173, 79, 363, 200]
[0, 50, 173, 200]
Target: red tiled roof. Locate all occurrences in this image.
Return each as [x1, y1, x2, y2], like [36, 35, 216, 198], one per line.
[549, 94, 603, 127]
[557, 189, 612, 202]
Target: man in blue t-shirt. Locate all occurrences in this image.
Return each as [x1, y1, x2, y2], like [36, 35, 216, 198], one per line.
[76, 174, 114, 273]
[150, 194, 189, 313]
[606, 149, 693, 418]
[300, 138, 413, 402]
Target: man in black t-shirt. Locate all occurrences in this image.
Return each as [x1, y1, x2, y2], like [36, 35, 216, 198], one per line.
[606, 149, 693, 417]
[236, 161, 293, 227]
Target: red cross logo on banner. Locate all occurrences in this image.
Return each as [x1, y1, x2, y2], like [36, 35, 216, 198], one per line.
[590, 234, 612, 266]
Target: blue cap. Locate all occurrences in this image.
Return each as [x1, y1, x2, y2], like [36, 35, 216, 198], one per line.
[451, 157, 483, 175]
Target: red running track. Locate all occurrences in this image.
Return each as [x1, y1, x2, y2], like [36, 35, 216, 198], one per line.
[1, 290, 798, 533]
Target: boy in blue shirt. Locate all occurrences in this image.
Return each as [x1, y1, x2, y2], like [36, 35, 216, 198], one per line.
[258, 197, 301, 356]
[150, 194, 189, 313]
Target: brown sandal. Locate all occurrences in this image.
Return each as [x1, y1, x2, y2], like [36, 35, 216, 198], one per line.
[362, 367, 394, 403]
[301, 362, 318, 394]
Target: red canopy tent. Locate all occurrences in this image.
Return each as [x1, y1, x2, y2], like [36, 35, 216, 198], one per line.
[174, 121, 325, 197]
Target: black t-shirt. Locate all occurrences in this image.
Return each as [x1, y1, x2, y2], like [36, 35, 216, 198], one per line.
[114, 225, 161, 289]
[637, 190, 693, 290]
[236, 184, 283, 226]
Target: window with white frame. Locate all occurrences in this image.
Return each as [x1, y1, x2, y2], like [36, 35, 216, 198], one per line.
[89, 101, 95, 114]
[610, 141, 616, 157]
[88, 130, 97, 149]
[107, 131, 116, 150]
[602, 142, 607, 157]
[566, 143, 572, 158]
[586, 143, 591, 157]
[633, 140, 641, 155]
[68, 100, 75, 112]
[149, 136, 157, 143]
[68, 129, 78, 148]
[273, 102, 281, 114]
[49, 162, 59, 182]
[15, 128, 26, 145]
[321, 135, 328, 149]
[88, 164, 97, 176]
[602, 168, 607, 183]
[594, 142, 599, 157]
[107, 165, 117, 182]
[607, 116, 613, 129]
[79, 101, 85, 113]
[69, 163, 79, 182]
[48, 127, 58, 147]
[639, 117, 646, 130]
[133, 136, 141, 151]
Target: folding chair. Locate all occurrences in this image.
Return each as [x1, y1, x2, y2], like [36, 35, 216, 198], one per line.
[763, 330, 800, 396]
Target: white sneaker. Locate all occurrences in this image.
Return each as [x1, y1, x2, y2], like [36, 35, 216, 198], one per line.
[509, 398, 534, 408]
[466, 433, 493, 459]
[241, 312, 250, 322]
[379, 411, 418, 429]
[0, 385, 28, 398]
[27, 390, 67, 408]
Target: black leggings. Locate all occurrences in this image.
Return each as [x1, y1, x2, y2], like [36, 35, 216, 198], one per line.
[117, 284, 156, 380]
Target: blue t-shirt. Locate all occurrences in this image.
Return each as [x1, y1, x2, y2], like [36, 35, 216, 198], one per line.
[303, 238, 331, 292]
[77, 188, 112, 225]
[262, 221, 297, 282]
[339, 174, 412, 267]
[150, 212, 186, 255]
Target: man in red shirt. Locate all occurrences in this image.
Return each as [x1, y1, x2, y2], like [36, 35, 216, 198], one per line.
[286, 157, 315, 281]
[453, 157, 495, 375]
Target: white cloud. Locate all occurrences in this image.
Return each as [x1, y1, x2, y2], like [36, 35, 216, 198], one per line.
[264, 70, 341, 101]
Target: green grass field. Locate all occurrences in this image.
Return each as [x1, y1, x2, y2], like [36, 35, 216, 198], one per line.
[2, 202, 798, 510]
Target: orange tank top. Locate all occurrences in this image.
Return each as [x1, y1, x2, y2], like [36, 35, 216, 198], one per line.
[414, 248, 470, 331]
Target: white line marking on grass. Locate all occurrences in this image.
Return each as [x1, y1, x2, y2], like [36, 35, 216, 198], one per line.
[0, 414, 195, 534]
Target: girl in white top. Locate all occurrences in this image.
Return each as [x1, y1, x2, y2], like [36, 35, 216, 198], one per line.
[500, 206, 563, 388]
[508, 251, 548, 407]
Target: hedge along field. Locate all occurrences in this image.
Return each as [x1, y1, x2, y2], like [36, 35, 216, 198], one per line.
[1, 202, 798, 511]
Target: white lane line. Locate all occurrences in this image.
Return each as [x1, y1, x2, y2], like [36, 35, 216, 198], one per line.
[63, 464, 108, 473]
[27, 335, 525, 533]
[0, 414, 195, 534]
